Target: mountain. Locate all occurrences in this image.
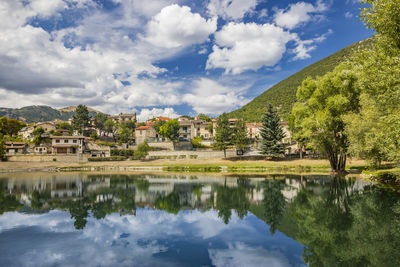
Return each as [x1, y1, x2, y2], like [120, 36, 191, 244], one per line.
[0, 105, 100, 123]
[228, 38, 373, 122]
[58, 105, 101, 113]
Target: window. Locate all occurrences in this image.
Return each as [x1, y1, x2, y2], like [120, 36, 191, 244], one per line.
[55, 139, 60, 143]
[64, 140, 69, 143]
[73, 140, 77, 143]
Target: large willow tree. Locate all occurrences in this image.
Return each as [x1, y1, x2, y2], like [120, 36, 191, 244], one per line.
[292, 64, 359, 172]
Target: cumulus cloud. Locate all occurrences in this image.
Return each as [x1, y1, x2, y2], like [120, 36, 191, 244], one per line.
[144, 4, 217, 48]
[137, 107, 180, 122]
[209, 242, 292, 267]
[344, 12, 354, 18]
[274, 1, 328, 30]
[183, 78, 250, 114]
[206, 22, 295, 74]
[292, 29, 333, 60]
[207, 0, 258, 20]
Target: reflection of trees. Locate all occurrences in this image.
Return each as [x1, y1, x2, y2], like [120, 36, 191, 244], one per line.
[155, 192, 181, 214]
[216, 179, 251, 224]
[0, 181, 22, 214]
[68, 198, 89, 230]
[261, 180, 286, 234]
[288, 177, 400, 266]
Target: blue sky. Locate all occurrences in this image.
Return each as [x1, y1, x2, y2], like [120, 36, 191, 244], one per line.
[0, 0, 372, 121]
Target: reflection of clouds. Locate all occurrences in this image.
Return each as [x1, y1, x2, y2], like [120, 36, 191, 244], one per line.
[0, 209, 304, 266]
[209, 242, 292, 267]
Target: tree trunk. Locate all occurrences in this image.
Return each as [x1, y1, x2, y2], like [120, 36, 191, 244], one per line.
[223, 149, 226, 158]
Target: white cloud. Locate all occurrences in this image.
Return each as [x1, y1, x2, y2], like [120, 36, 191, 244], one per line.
[292, 29, 332, 60]
[206, 22, 295, 74]
[274, 1, 328, 30]
[209, 242, 292, 267]
[137, 107, 180, 122]
[183, 78, 250, 115]
[144, 4, 217, 48]
[345, 11, 354, 18]
[207, 0, 258, 20]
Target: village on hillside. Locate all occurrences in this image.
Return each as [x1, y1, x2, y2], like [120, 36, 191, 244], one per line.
[1, 105, 301, 163]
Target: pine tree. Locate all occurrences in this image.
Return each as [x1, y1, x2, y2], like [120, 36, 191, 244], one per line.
[233, 119, 249, 153]
[215, 113, 233, 158]
[260, 105, 286, 157]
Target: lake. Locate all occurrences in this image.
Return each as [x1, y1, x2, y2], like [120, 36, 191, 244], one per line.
[0, 172, 399, 267]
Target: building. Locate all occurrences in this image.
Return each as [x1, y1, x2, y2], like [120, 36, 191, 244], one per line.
[135, 125, 157, 144]
[246, 123, 262, 139]
[18, 121, 57, 140]
[191, 119, 212, 139]
[110, 113, 136, 124]
[33, 145, 49, 154]
[50, 136, 86, 154]
[5, 142, 28, 155]
[177, 117, 192, 140]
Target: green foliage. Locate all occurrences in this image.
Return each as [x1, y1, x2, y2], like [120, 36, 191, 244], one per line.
[0, 136, 5, 160]
[260, 105, 286, 157]
[135, 141, 150, 160]
[110, 149, 135, 157]
[93, 113, 108, 133]
[192, 136, 207, 148]
[153, 120, 166, 134]
[215, 113, 233, 158]
[360, 0, 400, 49]
[197, 113, 212, 122]
[155, 192, 181, 214]
[118, 123, 134, 144]
[292, 63, 359, 171]
[233, 119, 250, 152]
[159, 119, 180, 141]
[261, 180, 286, 234]
[32, 127, 45, 146]
[0, 116, 26, 137]
[88, 156, 126, 161]
[227, 39, 373, 122]
[71, 104, 90, 134]
[90, 131, 99, 140]
[57, 122, 72, 131]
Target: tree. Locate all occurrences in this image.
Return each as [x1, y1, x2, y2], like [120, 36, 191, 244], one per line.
[215, 113, 232, 158]
[90, 131, 99, 140]
[197, 113, 212, 122]
[32, 127, 45, 146]
[153, 120, 166, 135]
[159, 119, 180, 142]
[0, 117, 25, 137]
[292, 63, 359, 172]
[261, 180, 286, 234]
[56, 122, 72, 133]
[118, 123, 134, 144]
[71, 105, 90, 134]
[0, 135, 5, 160]
[260, 105, 286, 158]
[233, 119, 249, 153]
[104, 119, 119, 141]
[93, 113, 108, 135]
[135, 141, 150, 160]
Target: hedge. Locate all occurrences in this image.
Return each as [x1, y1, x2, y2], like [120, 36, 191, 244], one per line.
[110, 149, 135, 157]
[88, 156, 126, 161]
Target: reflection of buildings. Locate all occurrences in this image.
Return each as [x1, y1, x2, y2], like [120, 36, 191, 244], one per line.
[1, 174, 372, 212]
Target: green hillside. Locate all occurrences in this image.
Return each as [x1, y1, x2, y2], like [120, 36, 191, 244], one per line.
[0, 105, 99, 123]
[228, 38, 373, 122]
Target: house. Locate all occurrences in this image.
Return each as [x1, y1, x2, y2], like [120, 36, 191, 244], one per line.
[33, 145, 49, 154]
[50, 135, 86, 154]
[177, 117, 192, 140]
[86, 142, 111, 157]
[5, 142, 28, 155]
[18, 121, 57, 140]
[191, 119, 212, 139]
[246, 123, 262, 139]
[135, 125, 157, 144]
[110, 113, 136, 124]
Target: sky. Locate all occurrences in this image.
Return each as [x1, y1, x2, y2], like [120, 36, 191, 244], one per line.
[0, 209, 305, 266]
[0, 0, 373, 121]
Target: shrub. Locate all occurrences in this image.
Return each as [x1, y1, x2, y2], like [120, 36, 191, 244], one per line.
[88, 156, 126, 162]
[111, 149, 134, 157]
[134, 141, 150, 160]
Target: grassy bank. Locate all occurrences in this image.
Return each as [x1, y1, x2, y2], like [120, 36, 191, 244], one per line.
[0, 158, 368, 174]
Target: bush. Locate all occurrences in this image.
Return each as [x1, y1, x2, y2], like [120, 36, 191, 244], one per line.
[111, 149, 134, 157]
[53, 158, 57, 161]
[192, 136, 208, 148]
[189, 155, 198, 159]
[88, 156, 126, 162]
[134, 141, 150, 160]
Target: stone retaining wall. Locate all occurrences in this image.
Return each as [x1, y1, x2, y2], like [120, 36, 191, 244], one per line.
[6, 154, 89, 163]
[147, 150, 236, 159]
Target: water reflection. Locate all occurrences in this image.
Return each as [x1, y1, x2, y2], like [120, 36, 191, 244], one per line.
[0, 173, 399, 266]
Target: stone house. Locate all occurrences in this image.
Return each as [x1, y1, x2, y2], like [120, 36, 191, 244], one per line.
[5, 142, 28, 155]
[51, 135, 86, 154]
[246, 123, 262, 139]
[135, 125, 157, 144]
[110, 113, 136, 124]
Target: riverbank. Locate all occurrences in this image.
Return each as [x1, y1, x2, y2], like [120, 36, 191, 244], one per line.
[0, 158, 368, 173]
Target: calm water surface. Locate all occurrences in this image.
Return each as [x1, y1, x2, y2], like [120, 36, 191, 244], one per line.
[0, 172, 399, 267]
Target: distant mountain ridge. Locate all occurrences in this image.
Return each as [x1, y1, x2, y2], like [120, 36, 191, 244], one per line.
[0, 105, 100, 123]
[228, 38, 373, 122]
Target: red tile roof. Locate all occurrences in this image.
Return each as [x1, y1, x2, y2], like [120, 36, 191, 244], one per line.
[136, 126, 151, 130]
